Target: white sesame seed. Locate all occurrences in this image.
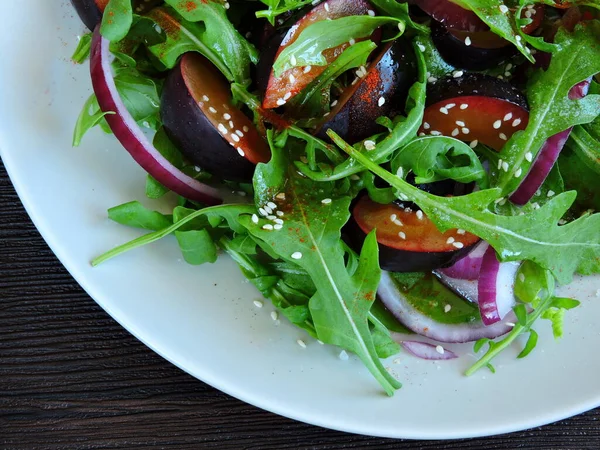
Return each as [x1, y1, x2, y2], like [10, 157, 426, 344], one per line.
[364, 140, 376, 151]
[446, 237, 455, 244]
[398, 231, 406, 239]
[439, 107, 449, 115]
[506, 63, 513, 71]
[453, 71, 464, 78]
[339, 350, 349, 360]
[253, 300, 263, 308]
[330, 100, 338, 107]
[297, 339, 307, 348]
[283, 91, 293, 100]
[396, 167, 404, 178]
[291, 252, 303, 260]
[368, 9, 375, 16]
[321, 198, 332, 204]
[516, 35, 522, 42]
[512, 118, 522, 127]
[451, 128, 460, 137]
[504, 113, 513, 121]
[290, 55, 297, 65]
[423, 122, 430, 130]
[499, 4, 509, 13]
[457, 229, 466, 235]
[236, 130, 244, 137]
[243, 126, 249, 132]
[276, 98, 287, 106]
[390, 214, 397, 222]
[445, 103, 456, 109]
[502, 161, 509, 172]
[304, 65, 312, 73]
[223, 113, 231, 120]
[525, 152, 533, 162]
[419, 132, 426, 137]
[276, 210, 284, 217]
[506, 322, 516, 327]
[274, 218, 284, 225]
[378, 97, 386, 107]
[436, 345, 445, 355]
[518, 273, 526, 283]
[416, 210, 424, 220]
[275, 192, 286, 200]
[453, 241, 464, 249]
[444, 304, 452, 313]
[455, 120, 465, 127]
[324, 2, 329, 11]
[547, 190, 555, 197]
[258, 207, 268, 216]
[462, 128, 470, 135]
[349, 38, 356, 46]
[430, 130, 442, 136]
[428, 76, 438, 83]
[460, 103, 469, 110]
[267, 202, 277, 210]
[498, 159, 503, 170]
[393, 219, 403, 227]
[231, 133, 241, 143]
[262, 224, 274, 230]
[266, 215, 277, 220]
[209, 106, 217, 114]
[264, 205, 273, 214]
[251, 214, 259, 224]
[229, 120, 235, 129]
[515, 168, 523, 178]
[417, 43, 426, 52]
[273, 224, 283, 230]
[493, 120, 502, 129]
[499, 133, 508, 141]
[465, 36, 472, 46]
[237, 147, 245, 157]
[470, 140, 478, 148]
[217, 123, 228, 134]
[271, 311, 279, 321]
[532, 202, 541, 210]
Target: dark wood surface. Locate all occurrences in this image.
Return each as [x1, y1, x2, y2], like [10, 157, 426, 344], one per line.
[1, 159, 599, 450]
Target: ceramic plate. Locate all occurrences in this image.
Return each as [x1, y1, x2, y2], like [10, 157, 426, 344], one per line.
[1, 1, 599, 439]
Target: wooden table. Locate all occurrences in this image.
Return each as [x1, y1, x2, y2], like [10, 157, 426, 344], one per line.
[1, 160, 599, 449]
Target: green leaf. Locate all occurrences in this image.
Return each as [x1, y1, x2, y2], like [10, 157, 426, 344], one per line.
[256, 0, 316, 24]
[72, 95, 114, 147]
[473, 338, 490, 353]
[513, 303, 528, 327]
[559, 143, 600, 213]
[567, 125, 600, 175]
[273, 16, 405, 77]
[517, 329, 538, 358]
[496, 22, 600, 195]
[371, 325, 401, 359]
[145, 175, 169, 199]
[108, 201, 173, 231]
[71, 33, 92, 63]
[391, 136, 486, 184]
[369, 0, 429, 33]
[112, 65, 161, 127]
[162, 0, 258, 85]
[551, 297, 581, 310]
[241, 137, 401, 395]
[100, 0, 134, 43]
[175, 229, 218, 265]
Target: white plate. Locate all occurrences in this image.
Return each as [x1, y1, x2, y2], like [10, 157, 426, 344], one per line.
[1, 1, 599, 440]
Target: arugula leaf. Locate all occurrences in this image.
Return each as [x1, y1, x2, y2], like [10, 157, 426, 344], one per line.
[163, 0, 258, 85]
[330, 130, 600, 285]
[72, 95, 114, 147]
[390, 136, 487, 184]
[241, 135, 401, 395]
[369, 0, 429, 34]
[175, 229, 218, 265]
[558, 145, 600, 213]
[108, 201, 173, 231]
[256, 0, 315, 23]
[298, 41, 427, 181]
[496, 22, 600, 196]
[273, 16, 405, 77]
[72, 33, 92, 63]
[567, 124, 600, 175]
[100, 0, 134, 43]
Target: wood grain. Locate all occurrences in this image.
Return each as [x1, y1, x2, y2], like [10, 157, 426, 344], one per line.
[1, 159, 599, 449]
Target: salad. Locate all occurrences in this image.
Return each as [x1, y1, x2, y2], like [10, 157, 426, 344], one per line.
[70, 0, 600, 395]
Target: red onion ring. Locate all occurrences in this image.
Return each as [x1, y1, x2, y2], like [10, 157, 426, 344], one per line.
[400, 341, 458, 360]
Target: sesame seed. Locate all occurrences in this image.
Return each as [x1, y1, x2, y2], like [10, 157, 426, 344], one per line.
[446, 237, 455, 244]
[455, 120, 465, 127]
[457, 229, 466, 234]
[231, 133, 241, 143]
[339, 350, 349, 360]
[451, 128, 460, 137]
[276, 210, 284, 217]
[378, 97, 386, 107]
[297, 339, 307, 348]
[470, 140, 478, 149]
[516, 35, 522, 42]
[276, 192, 286, 200]
[525, 152, 533, 162]
[349, 38, 356, 46]
[243, 126, 249, 132]
[390, 214, 397, 222]
[251, 214, 259, 224]
[290, 55, 297, 65]
[498, 159, 503, 170]
[499, 4, 509, 13]
[453, 241, 464, 249]
[416, 210, 424, 220]
[266, 215, 276, 220]
[453, 70, 464, 78]
[428, 76, 438, 83]
[419, 132, 426, 137]
[445, 103, 456, 109]
[209, 106, 217, 114]
[229, 121, 235, 129]
[258, 207, 268, 216]
[436, 345, 445, 355]
[267, 202, 277, 210]
[271, 311, 279, 321]
[423, 122, 430, 130]
[398, 231, 406, 239]
[289, 74, 296, 83]
[430, 130, 442, 136]
[217, 123, 228, 134]
[237, 147, 245, 157]
[462, 128, 470, 135]
[393, 219, 403, 227]
[504, 113, 513, 121]
[493, 120, 502, 129]
[396, 166, 404, 178]
[499, 133, 508, 141]
[547, 190, 555, 197]
[505, 72, 511, 78]
[506, 63, 513, 71]
[518, 273, 526, 283]
[465, 36, 471, 46]
[330, 100, 338, 107]
[515, 168, 523, 178]
[512, 118, 522, 127]
[291, 252, 303, 260]
[444, 304, 452, 313]
[303, 65, 311, 73]
[460, 103, 469, 110]
[283, 92, 292, 100]
[236, 130, 244, 137]
[262, 224, 274, 231]
[368, 9, 375, 16]
[506, 322, 516, 328]
[364, 140, 376, 151]
[276, 98, 287, 106]
[324, 2, 329, 11]
[502, 161, 509, 172]
[321, 198, 332, 204]
[264, 205, 273, 214]
[253, 300, 263, 308]
[223, 113, 231, 120]
[439, 107, 449, 115]
[274, 218, 284, 225]
[273, 224, 283, 230]
[417, 43, 426, 52]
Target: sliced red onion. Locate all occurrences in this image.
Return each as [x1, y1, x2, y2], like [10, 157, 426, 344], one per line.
[378, 271, 514, 343]
[477, 246, 520, 326]
[510, 79, 591, 205]
[434, 273, 478, 304]
[400, 341, 458, 361]
[438, 241, 488, 280]
[90, 29, 222, 205]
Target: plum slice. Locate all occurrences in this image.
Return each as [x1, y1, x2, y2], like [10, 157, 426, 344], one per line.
[420, 74, 529, 151]
[161, 53, 270, 182]
[347, 196, 480, 272]
[262, 0, 374, 110]
[410, 0, 485, 32]
[315, 39, 417, 144]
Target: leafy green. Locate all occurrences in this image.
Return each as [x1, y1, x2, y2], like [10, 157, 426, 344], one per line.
[369, 0, 429, 34]
[466, 261, 579, 375]
[273, 16, 405, 77]
[72, 33, 92, 64]
[496, 22, 600, 196]
[558, 145, 600, 213]
[100, 0, 134, 43]
[240, 135, 400, 395]
[163, 0, 258, 85]
[175, 229, 218, 265]
[568, 124, 600, 175]
[72, 95, 114, 147]
[108, 201, 173, 231]
[390, 136, 487, 184]
[330, 130, 600, 285]
[256, 0, 315, 23]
